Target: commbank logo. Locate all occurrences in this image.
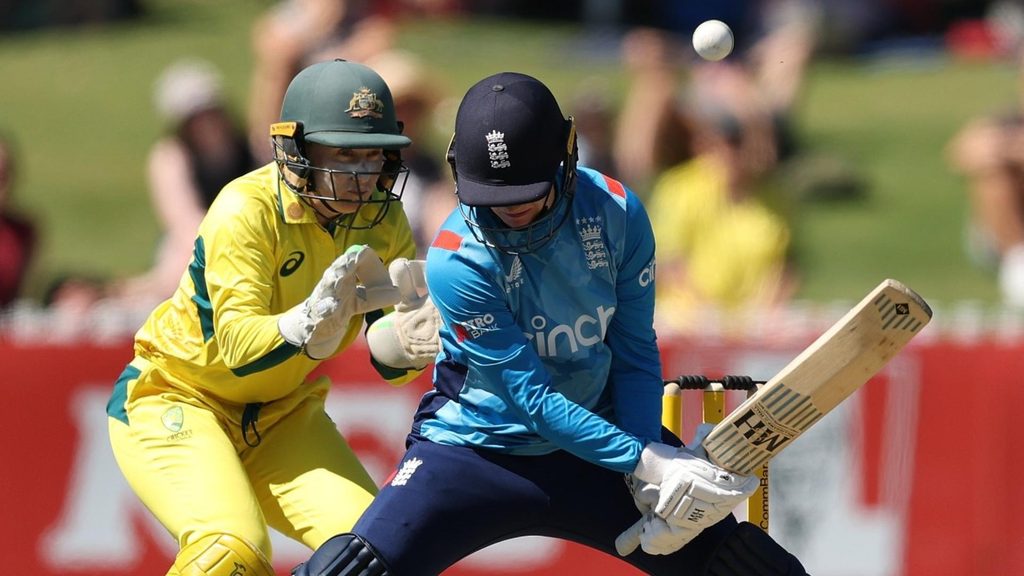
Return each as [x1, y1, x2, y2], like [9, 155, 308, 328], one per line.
[280, 251, 305, 276]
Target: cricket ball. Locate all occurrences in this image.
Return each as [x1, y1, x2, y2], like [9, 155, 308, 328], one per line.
[692, 20, 734, 61]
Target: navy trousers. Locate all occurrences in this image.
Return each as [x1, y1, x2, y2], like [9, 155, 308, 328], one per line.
[351, 438, 737, 575]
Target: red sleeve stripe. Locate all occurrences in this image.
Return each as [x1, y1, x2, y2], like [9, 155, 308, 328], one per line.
[432, 230, 463, 251]
[602, 174, 626, 198]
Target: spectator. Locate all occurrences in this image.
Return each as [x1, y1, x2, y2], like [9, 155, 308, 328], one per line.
[572, 77, 619, 176]
[613, 24, 802, 330]
[647, 110, 798, 331]
[42, 59, 256, 337]
[44, 58, 255, 325]
[106, 58, 256, 311]
[0, 133, 37, 308]
[948, 48, 1024, 307]
[613, 27, 694, 197]
[247, 0, 397, 162]
[613, 1, 819, 195]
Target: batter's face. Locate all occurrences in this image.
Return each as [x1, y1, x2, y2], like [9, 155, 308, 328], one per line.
[491, 186, 556, 229]
[305, 142, 384, 216]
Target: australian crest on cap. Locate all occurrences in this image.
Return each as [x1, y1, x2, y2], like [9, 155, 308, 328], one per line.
[486, 130, 510, 169]
[346, 87, 384, 118]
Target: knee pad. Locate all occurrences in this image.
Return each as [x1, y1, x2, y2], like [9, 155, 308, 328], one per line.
[292, 533, 388, 576]
[705, 522, 809, 576]
[171, 533, 274, 576]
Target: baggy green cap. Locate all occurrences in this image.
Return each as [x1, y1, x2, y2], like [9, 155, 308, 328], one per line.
[280, 59, 412, 149]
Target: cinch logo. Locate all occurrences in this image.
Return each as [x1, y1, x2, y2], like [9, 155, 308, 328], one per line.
[639, 257, 656, 287]
[525, 305, 615, 357]
[280, 251, 305, 276]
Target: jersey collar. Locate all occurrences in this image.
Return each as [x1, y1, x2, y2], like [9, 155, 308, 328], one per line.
[275, 166, 319, 225]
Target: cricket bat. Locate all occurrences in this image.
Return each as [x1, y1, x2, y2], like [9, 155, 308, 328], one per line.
[616, 278, 931, 555]
[700, 278, 931, 475]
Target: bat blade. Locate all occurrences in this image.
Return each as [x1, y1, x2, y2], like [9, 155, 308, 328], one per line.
[701, 278, 932, 475]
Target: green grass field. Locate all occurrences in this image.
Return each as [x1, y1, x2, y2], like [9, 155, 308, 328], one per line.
[0, 0, 1016, 308]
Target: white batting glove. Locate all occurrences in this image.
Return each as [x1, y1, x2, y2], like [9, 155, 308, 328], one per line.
[617, 511, 702, 556]
[366, 258, 441, 369]
[625, 473, 660, 514]
[617, 425, 751, 556]
[631, 441, 758, 532]
[279, 245, 400, 360]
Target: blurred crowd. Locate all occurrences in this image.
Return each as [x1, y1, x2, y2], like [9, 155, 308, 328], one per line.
[6, 0, 1024, 341]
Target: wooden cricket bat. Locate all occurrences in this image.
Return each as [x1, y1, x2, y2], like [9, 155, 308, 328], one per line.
[616, 279, 932, 556]
[701, 278, 932, 475]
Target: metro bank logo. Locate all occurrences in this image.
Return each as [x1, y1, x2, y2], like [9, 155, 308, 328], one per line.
[455, 313, 498, 341]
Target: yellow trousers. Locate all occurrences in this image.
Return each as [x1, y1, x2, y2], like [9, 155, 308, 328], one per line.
[108, 358, 377, 564]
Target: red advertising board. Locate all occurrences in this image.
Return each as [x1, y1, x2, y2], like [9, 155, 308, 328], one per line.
[2, 334, 1022, 575]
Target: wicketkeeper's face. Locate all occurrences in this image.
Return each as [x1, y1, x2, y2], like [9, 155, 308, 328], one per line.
[305, 143, 385, 215]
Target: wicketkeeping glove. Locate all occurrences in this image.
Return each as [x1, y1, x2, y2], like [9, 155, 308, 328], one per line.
[365, 258, 441, 369]
[279, 245, 400, 360]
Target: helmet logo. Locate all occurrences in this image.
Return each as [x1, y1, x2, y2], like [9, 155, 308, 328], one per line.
[346, 87, 385, 119]
[486, 130, 510, 169]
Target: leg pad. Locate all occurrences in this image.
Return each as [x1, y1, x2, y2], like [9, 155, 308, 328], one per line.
[706, 522, 809, 576]
[292, 533, 388, 576]
[171, 533, 274, 576]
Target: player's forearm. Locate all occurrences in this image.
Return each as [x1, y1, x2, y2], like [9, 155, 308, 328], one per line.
[217, 313, 299, 370]
[505, 374, 646, 473]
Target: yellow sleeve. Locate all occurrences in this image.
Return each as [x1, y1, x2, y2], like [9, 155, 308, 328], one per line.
[200, 188, 293, 371]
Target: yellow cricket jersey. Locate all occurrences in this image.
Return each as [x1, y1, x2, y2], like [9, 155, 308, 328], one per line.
[649, 154, 790, 311]
[133, 162, 418, 405]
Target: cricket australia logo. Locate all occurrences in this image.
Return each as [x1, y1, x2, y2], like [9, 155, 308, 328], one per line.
[161, 406, 183, 432]
[346, 87, 385, 119]
[504, 255, 524, 294]
[161, 405, 192, 441]
[577, 217, 608, 269]
[486, 130, 510, 169]
[390, 457, 424, 486]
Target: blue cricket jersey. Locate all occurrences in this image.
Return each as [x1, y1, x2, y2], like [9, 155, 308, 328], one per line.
[415, 167, 663, 473]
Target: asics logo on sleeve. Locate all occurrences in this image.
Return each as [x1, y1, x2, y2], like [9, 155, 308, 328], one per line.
[525, 305, 615, 357]
[280, 251, 305, 276]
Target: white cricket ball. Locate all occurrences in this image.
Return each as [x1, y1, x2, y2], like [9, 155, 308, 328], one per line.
[692, 20, 734, 61]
